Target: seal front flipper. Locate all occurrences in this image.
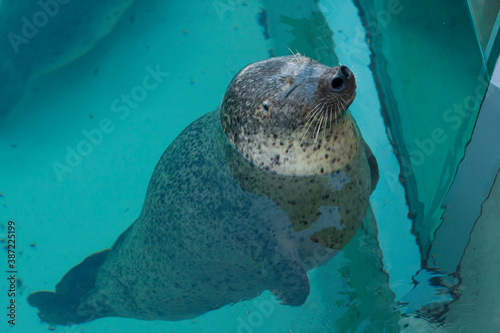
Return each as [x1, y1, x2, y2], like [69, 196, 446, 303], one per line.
[28, 250, 109, 325]
[363, 139, 379, 192]
[264, 249, 310, 306]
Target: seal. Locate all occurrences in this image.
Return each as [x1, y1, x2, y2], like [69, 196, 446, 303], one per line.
[28, 55, 378, 325]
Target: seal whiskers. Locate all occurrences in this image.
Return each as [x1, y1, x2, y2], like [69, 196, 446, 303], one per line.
[300, 99, 328, 145]
[300, 95, 348, 145]
[287, 47, 302, 62]
[315, 110, 325, 144]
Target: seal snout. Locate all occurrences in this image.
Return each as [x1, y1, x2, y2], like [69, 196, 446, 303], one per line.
[330, 65, 353, 92]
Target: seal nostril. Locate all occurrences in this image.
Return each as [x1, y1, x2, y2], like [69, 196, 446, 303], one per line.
[331, 77, 344, 91]
[340, 65, 351, 78]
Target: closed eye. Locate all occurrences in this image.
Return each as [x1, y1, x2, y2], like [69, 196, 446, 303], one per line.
[284, 84, 300, 99]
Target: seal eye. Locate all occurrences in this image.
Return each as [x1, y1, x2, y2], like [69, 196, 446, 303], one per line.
[262, 101, 271, 114]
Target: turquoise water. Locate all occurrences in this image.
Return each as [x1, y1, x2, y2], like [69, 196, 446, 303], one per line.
[0, 0, 498, 332]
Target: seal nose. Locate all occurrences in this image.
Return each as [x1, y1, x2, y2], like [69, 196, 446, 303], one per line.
[330, 65, 352, 92]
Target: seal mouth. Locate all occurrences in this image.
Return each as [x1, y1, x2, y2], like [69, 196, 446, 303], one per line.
[344, 90, 356, 108]
[300, 95, 353, 145]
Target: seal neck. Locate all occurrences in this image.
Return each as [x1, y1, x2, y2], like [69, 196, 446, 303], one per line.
[222, 112, 362, 176]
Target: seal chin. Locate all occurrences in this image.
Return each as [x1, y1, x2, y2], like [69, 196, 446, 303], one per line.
[345, 90, 356, 108]
[334, 90, 356, 119]
[343, 90, 356, 111]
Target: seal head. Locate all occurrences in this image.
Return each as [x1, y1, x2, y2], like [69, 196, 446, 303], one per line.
[220, 55, 358, 176]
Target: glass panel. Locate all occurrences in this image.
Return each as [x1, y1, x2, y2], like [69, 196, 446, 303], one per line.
[468, 0, 500, 74]
[352, 0, 489, 267]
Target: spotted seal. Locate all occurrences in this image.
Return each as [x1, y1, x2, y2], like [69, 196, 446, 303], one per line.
[28, 55, 378, 325]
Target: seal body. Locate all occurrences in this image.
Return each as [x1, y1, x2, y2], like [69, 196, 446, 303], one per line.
[28, 55, 378, 325]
